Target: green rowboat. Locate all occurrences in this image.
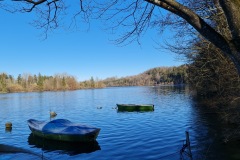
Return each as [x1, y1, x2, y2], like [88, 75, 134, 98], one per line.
[116, 104, 154, 112]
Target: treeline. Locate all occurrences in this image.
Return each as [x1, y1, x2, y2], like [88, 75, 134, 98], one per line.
[0, 65, 187, 93]
[0, 73, 105, 93]
[101, 65, 187, 87]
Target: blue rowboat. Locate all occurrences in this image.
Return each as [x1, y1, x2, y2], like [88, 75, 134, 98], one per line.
[27, 119, 100, 142]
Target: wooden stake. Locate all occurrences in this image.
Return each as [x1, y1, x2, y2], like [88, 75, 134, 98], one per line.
[186, 131, 193, 160]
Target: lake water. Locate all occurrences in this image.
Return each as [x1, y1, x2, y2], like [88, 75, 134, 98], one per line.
[0, 86, 240, 160]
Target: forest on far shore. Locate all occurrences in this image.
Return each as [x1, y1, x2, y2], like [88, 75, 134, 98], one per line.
[0, 65, 187, 93]
[101, 65, 187, 87]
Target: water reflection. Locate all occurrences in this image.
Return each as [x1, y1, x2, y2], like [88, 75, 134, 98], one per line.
[28, 133, 101, 156]
[190, 103, 240, 160]
[5, 127, 12, 133]
[117, 110, 154, 113]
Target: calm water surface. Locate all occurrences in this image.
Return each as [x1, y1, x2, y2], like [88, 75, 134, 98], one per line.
[0, 86, 239, 160]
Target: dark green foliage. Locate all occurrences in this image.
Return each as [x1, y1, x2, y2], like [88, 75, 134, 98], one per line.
[37, 73, 44, 91]
[62, 77, 66, 89]
[17, 74, 22, 85]
[90, 77, 95, 88]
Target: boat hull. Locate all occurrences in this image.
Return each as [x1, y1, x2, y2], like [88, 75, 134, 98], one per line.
[29, 127, 100, 142]
[116, 104, 154, 112]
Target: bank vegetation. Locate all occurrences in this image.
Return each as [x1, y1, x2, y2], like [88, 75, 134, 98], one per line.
[0, 73, 105, 93]
[0, 65, 187, 93]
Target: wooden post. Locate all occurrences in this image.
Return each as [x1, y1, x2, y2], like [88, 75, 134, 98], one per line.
[185, 131, 193, 160]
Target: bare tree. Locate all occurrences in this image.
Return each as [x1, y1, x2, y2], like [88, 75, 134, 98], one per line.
[2, 0, 240, 74]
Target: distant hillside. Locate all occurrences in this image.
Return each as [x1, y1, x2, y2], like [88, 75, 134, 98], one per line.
[101, 65, 188, 87]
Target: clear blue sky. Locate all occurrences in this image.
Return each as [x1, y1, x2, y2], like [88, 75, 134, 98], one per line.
[0, 7, 184, 81]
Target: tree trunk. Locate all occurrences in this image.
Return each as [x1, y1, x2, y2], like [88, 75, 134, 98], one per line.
[219, 0, 240, 49]
[219, 0, 240, 74]
[145, 0, 240, 75]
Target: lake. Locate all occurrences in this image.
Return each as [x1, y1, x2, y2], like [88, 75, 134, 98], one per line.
[0, 86, 240, 160]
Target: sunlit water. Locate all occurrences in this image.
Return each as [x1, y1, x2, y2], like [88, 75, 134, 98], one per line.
[0, 86, 239, 160]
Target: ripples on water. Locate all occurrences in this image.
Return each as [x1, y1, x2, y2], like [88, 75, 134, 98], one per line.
[0, 86, 240, 160]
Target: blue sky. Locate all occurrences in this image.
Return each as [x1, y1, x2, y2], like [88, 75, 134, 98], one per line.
[0, 6, 184, 81]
